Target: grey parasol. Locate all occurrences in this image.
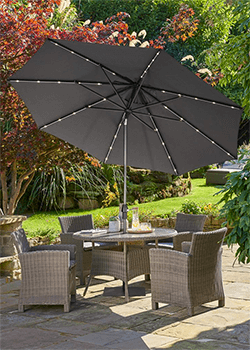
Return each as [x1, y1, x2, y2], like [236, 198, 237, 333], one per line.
[9, 39, 243, 231]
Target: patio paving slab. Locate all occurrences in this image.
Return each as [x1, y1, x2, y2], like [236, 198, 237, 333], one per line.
[72, 327, 178, 350]
[43, 339, 114, 350]
[0, 245, 249, 350]
[180, 307, 250, 328]
[156, 338, 250, 349]
[0, 313, 48, 331]
[35, 318, 108, 336]
[1, 327, 72, 350]
[223, 270, 250, 283]
[224, 282, 250, 300]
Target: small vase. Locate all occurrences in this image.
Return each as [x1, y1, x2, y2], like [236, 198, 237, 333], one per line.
[109, 220, 120, 232]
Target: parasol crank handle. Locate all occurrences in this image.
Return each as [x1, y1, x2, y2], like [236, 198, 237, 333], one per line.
[121, 204, 128, 219]
[121, 204, 128, 233]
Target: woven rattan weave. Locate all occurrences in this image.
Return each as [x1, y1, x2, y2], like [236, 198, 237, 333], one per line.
[149, 228, 227, 316]
[11, 228, 76, 312]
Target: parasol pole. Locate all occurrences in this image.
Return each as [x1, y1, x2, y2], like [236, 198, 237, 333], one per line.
[122, 116, 128, 233]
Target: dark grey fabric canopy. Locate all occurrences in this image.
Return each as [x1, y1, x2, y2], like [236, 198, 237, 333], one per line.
[10, 39, 242, 174]
[9, 39, 242, 226]
[10, 38, 242, 175]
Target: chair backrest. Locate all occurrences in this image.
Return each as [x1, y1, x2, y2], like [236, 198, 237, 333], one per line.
[175, 213, 207, 232]
[58, 214, 94, 233]
[189, 227, 227, 262]
[11, 228, 30, 254]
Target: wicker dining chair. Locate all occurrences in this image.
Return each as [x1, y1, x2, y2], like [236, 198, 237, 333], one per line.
[149, 213, 207, 249]
[59, 214, 116, 285]
[11, 228, 76, 312]
[59, 215, 94, 285]
[149, 227, 227, 316]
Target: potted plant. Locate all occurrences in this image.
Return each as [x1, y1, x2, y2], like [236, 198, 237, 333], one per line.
[109, 216, 120, 232]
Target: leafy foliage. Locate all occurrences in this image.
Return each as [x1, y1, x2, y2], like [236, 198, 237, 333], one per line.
[204, 0, 250, 116]
[0, 1, 158, 215]
[74, 0, 235, 57]
[217, 146, 250, 264]
[180, 199, 219, 216]
[160, 4, 199, 43]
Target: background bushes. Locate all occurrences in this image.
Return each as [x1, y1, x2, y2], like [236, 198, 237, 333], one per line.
[73, 0, 235, 61]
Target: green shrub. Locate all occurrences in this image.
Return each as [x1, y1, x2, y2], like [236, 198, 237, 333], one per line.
[180, 199, 219, 216]
[92, 207, 154, 227]
[73, 0, 235, 57]
[28, 228, 58, 243]
[217, 146, 250, 264]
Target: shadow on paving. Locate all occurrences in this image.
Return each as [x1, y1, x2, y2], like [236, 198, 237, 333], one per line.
[0, 278, 249, 350]
[1, 247, 250, 350]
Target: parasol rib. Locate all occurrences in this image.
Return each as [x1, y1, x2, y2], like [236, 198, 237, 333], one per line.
[77, 81, 129, 110]
[138, 90, 178, 174]
[100, 67, 128, 109]
[104, 112, 127, 163]
[40, 86, 131, 129]
[132, 95, 181, 111]
[130, 113, 155, 131]
[142, 85, 242, 110]
[9, 79, 129, 87]
[133, 110, 179, 122]
[143, 88, 236, 159]
[129, 51, 161, 108]
[49, 39, 133, 84]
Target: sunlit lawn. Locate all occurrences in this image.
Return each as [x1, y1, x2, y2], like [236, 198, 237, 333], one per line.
[23, 178, 224, 237]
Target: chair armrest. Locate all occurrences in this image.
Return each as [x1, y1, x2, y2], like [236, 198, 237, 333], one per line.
[181, 241, 192, 253]
[30, 244, 76, 260]
[69, 260, 77, 270]
[149, 248, 189, 282]
[19, 250, 71, 274]
[149, 248, 189, 268]
[173, 232, 193, 251]
[149, 247, 189, 260]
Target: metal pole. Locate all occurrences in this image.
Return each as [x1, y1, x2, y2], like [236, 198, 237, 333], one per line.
[122, 117, 128, 233]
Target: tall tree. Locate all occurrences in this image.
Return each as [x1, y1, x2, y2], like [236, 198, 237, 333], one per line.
[0, 1, 158, 214]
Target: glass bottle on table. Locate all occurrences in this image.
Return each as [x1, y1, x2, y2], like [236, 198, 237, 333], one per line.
[132, 207, 139, 230]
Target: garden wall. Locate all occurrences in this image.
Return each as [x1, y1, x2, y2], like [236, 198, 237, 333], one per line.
[150, 215, 230, 232]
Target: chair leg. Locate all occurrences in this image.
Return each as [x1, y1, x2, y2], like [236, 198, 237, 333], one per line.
[152, 301, 159, 310]
[124, 281, 129, 302]
[83, 274, 92, 296]
[80, 272, 89, 286]
[18, 303, 25, 312]
[79, 274, 84, 286]
[218, 298, 225, 307]
[187, 307, 194, 316]
[64, 302, 70, 312]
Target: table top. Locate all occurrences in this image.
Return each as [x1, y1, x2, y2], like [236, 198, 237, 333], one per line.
[73, 228, 177, 243]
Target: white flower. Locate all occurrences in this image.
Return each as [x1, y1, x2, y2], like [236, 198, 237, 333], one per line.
[58, 0, 71, 13]
[198, 68, 212, 77]
[129, 39, 141, 47]
[131, 31, 137, 37]
[181, 55, 194, 62]
[83, 19, 91, 27]
[138, 30, 147, 39]
[109, 31, 119, 39]
[140, 41, 150, 48]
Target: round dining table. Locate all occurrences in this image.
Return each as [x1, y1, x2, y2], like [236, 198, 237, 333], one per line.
[73, 228, 177, 302]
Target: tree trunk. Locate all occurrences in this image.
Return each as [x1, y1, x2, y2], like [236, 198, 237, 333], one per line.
[1, 161, 36, 215]
[0, 170, 8, 214]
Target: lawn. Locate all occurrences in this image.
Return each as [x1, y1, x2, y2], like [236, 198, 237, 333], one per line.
[23, 178, 223, 238]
